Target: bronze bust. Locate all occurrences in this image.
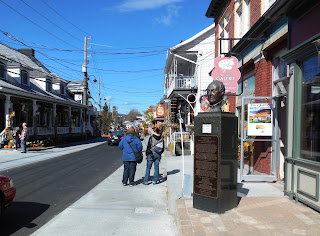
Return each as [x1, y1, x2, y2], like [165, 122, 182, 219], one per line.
[206, 80, 225, 112]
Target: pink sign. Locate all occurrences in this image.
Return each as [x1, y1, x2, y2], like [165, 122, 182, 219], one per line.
[211, 56, 241, 93]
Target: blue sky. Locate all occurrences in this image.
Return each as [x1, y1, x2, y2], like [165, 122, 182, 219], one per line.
[0, 0, 213, 114]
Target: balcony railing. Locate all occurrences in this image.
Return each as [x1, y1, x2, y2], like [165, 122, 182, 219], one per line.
[167, 75, 196, 97]
[37, 127, 54, 135]
[57, 127, 69, 134]
[72, 127, 81, 133]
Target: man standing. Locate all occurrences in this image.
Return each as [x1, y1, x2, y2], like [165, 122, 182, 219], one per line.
[19, 122, 28, 153]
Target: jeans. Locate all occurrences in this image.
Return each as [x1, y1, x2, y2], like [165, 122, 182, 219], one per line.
[144, 153, 161, 183]
[122, 161, 137, 185]
[15, 139, 20, 150]
[21, 140, 27, 153]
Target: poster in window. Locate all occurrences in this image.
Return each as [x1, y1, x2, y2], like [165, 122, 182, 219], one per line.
[247, 103, 272, 136]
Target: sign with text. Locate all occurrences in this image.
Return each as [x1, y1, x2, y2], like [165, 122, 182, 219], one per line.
[248, 103, 272, 136]
[211, 56, 241, 93]
[194, 135, 219, 199]
[156, 104, 164, 117]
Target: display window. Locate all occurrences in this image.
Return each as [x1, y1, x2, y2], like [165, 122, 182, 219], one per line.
[300, 56, 320, 162]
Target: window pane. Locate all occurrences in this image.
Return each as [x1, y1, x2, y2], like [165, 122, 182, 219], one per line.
[0, 63, 5, 79]
[22, 71, 28, 85]
[300, 56, 320, 162]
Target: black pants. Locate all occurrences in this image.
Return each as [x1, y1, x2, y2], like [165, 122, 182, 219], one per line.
[122, 161, 137, 185]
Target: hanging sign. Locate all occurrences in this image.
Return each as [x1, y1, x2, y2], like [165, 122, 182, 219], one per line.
[156, 104, 164, 117]
[200, 95, 210, 112]
[211, 56, 241, 93]
[247, 103, 272, 136]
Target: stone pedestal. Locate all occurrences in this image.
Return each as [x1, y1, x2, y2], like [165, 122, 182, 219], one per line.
[193, 112, 238, 213]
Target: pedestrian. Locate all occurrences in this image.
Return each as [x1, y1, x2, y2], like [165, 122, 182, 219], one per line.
[13, 126, 21, 151]
[119, 127, 142, 186]
[19, 122, 28, 153]
[143, 125, 164, 185]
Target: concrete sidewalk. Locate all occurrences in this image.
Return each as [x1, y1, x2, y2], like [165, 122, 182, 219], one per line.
[0, 138, 107, 171]
[31, 148, 178, 235]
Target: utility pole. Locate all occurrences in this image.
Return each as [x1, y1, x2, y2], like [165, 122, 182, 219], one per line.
[82, 36, 88, 105]
[98, 77, 101, 113]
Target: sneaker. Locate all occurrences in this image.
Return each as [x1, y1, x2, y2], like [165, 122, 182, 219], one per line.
[153, 181, 160, 185]
[143, 182, 149, 185]
[13, 150, 18, 152]
[129, 183, 136, 187]
[123, 183, 127, 186]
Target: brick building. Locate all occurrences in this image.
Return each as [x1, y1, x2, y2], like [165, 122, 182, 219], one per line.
[206, 0, 320, 211]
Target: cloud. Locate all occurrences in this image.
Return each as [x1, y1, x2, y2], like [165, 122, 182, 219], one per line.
[124, 101, 130, 105]
[105, 96, 112, 101]
[114, 0, 182, 12]
[155, 4, 181, 26]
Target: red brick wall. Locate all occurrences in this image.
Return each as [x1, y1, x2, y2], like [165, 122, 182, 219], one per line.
[252, 57, 272, 174]
[250, 0, 261, 27]
[254, 58, 272, 97]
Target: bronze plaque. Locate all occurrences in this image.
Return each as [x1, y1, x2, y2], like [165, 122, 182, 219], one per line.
[194, 135, 219, 199]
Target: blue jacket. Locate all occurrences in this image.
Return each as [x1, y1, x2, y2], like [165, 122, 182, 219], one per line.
[119, 134, 142, 161]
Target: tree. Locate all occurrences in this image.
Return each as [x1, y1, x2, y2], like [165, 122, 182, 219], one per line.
[127, 109, 140, 122]
[143, 105, 155, 124]
[101, 103, 112, 134]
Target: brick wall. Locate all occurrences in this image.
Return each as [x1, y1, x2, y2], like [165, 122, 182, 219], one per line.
[250, 0, 261, 27]
[252, 57, 272, 174]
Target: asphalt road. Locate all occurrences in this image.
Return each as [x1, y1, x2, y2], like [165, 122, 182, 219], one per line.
[0, 141, 123, 236]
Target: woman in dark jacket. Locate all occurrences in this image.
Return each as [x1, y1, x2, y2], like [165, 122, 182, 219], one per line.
[119, 127, 142, 186]
[143, 126, 164, 185]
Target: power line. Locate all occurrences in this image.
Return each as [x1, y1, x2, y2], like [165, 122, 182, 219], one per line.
[40, 0, 91, 36]
[0, 0, 78, 49]
[19, 0, 83, 44]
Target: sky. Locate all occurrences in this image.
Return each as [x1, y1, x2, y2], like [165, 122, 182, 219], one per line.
[0, 0, 214, 114]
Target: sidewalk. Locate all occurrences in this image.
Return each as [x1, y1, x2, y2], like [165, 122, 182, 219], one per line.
[166, 155, 320, 236]
[0, 138, 108, 171]
[31, 143, 178, 236]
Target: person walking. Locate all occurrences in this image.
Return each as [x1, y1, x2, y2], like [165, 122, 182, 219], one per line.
[13, 126, 21, 151]
[119, 127, 142, 186]
[19, 123, 28, 153]
[143, 126, 164, 185]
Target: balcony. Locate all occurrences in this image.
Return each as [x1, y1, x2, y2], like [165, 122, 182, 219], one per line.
[167, 75, 197, 98]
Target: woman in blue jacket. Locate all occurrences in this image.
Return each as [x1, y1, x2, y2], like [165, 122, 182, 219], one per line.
[119, 127, 142, 186]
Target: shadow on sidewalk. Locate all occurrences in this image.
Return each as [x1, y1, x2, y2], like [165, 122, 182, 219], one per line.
[0, 201, 50, 236]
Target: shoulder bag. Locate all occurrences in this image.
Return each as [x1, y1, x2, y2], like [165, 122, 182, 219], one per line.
[128, 142, 143, 164]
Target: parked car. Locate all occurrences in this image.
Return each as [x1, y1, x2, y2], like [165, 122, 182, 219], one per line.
[0, 175, 16, 217]
[108, 131, 125, 145]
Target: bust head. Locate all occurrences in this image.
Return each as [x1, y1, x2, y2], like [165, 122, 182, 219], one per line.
[206, 80, 225, 105]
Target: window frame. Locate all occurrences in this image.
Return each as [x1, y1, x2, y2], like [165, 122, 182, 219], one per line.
[0, 61, 6, 80]
[46, 78, 52, 92]
[21, 70, 29, 86]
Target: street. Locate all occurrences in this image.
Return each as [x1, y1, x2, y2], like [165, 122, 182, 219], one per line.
[0, 142, 123, 236]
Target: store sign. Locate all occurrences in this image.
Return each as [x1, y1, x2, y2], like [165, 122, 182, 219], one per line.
[211, 56, 241, 93]
[247, 103, 272, 136]
[200, 95, 210, 112]
[156, 104, 164, 117]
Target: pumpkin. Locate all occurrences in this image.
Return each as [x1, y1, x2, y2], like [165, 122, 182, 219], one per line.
[8, 145, 12, 149]
[4, 145, 8, 148]
[33, 144, 38, 147]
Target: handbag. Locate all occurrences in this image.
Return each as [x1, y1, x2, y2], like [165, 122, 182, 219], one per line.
[128, 142, 143, 164]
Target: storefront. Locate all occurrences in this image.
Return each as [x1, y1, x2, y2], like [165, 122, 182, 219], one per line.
[283, 34, 320, 211]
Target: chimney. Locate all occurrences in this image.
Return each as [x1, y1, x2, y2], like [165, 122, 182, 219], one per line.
[18, 48, 35, 58]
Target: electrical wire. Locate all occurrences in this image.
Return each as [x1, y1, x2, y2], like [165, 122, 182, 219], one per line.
[40, 0, 91, 36]
[19, 0, 83, 44]
[0, 0, 79, 49]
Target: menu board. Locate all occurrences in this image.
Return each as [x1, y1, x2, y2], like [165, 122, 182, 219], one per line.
[194, 135, 219, 199]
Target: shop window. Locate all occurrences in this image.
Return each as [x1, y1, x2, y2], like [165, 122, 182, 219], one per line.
[300, 56, 320, 162]
[0, 62, 6, 80]
[21, 70, 29, 86]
